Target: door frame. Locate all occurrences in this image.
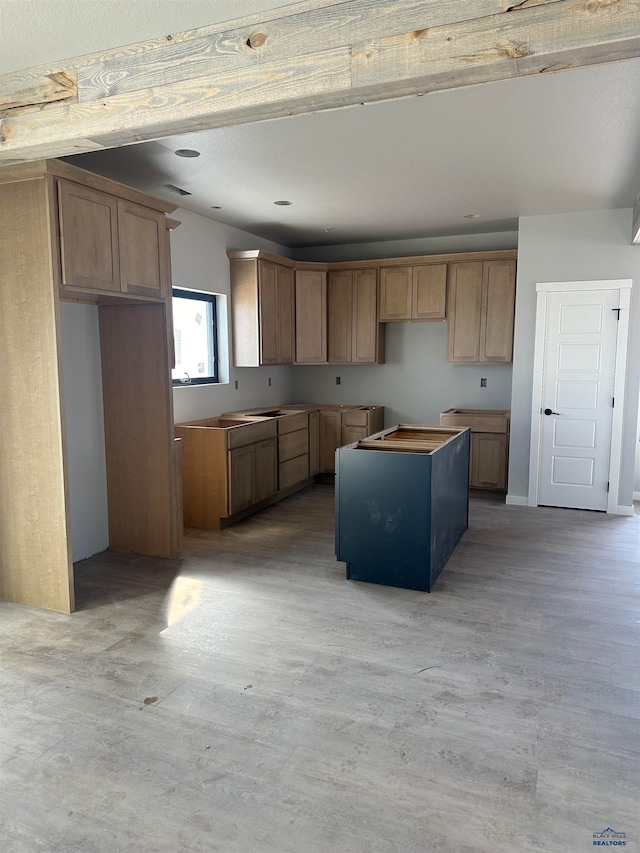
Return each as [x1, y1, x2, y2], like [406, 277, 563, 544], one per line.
[528, 279, 632, 514]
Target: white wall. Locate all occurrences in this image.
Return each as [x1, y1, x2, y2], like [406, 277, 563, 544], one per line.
[59, 303, 109, 561]
[292, 231, 518, 424]
[508, 208, 640, 509]
[170, 209, 295, 423]
[292, 323, 513, 426]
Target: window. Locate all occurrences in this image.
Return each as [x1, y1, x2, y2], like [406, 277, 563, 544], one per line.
[172, 288, 219, 385]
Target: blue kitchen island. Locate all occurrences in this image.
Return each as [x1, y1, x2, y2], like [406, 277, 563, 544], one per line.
[335, 424, 470, 593]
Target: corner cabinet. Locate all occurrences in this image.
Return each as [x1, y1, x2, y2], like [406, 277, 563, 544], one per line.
[447, 260, 516, 363]
[0, 159, 181, 614]
[228, 251, 294, 366]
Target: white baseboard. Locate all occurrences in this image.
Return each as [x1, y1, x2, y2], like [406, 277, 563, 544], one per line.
[505, 494, 529, 506]
[633, 491, 640, 502]
[615, 505, 635, 516]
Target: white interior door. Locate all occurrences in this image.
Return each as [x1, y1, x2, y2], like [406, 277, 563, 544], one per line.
[537, 289, 619, 511]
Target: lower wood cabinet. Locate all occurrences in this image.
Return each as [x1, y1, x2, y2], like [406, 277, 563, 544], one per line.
[440, 408, 509, 492]
[470, 432, 508, 491]
[176, 417, 278, 529]
[319, 405, 386, 474]
[229, 439, 277, 514]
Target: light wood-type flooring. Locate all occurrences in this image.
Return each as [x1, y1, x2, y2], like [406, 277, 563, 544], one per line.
[1, 487, 638, 852]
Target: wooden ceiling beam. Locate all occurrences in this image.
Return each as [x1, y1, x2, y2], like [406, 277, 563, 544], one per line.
[0, 0, 639, 164]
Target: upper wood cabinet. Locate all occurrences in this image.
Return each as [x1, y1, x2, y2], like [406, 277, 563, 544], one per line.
[57, 180, 170, 298]
[447, 260, 516, 363]
[379, 264, 446, 322]
[229, 254, 294, 367]
[295, 269, 327, 363]
[328, 268, 384, 364]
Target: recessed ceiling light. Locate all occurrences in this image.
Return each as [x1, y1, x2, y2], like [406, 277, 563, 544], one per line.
[464, 213, 481, 219]
[174, 148, 200, 158]
[274, 200, 292, 206]
[210, 205, 222, 210]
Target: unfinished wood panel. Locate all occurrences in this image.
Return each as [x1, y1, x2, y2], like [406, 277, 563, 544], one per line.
[276, 264, 295, 364]
[342, 424, 369, 445]
[279, 429, 309, 463]
[58, 180, 120, 292]
[230, 258, 260, 367]
[308, 410, 320, 477]
[99, 302, 176, 557]
[0, 179, 73, 613]
[327, 270, 353, 363]
[412, 264, 447, 320]
[3, 1, 638, 164]
[228, 444, 255, 515]
[278, 453, 310, 491]
[295, 269, 327, 364]
[379, 267, 411, 321]
[352, 268, 381, 363]
[254, 438, 278, 504]
[480, 259, 516, 362]
[470, 432, 508, 490]
[117, 199, 165, 297]
[277, 411, 308, 435]
[174, 425, 228, 528]
[447, 262, 484, 363]
[319, 409, 342, 474]
[259, 261, 278, 365]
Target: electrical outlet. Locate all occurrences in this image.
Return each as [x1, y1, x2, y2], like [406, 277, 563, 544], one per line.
[234, 380, 239, 390]
[268, 377, 272, 386]
[480, 378, 487, 388]
[336, 376, 341, 385]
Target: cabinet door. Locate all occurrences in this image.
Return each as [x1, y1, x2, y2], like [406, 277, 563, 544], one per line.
[276, 265, 295, 364]
[58, 181, 120, 292]
[352, 269, 380, 363]
[470, 432, 508, 490]
[254, 438, 278, 503]
[258, 261, 278, 365]
[295, 270, 327, 363]
[480, 260, 516, 363]
[412, 264, 446, 320]
[118, 200, 166, 298]
[379, 266, 411, 321]
[318, 410, 342, 474]
[228, 445, 255, 514]
[327, 270, 352, 363]
[446, 262, 483, 363]
[308, 411, 320, 476]
[342, 424, 369, 444]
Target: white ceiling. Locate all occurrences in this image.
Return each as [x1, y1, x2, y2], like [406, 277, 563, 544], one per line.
[3, 1, 640, 248]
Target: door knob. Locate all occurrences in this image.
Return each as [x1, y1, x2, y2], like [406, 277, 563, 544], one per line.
[544, 408, 560, 416]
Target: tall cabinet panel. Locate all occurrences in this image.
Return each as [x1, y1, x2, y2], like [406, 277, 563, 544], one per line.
[0, 178, 73, 613]
[295, 269, 327, 363]
[480, 260, 516, 363]
[446, 262, 484, 363]
[0, 160, 179, 614]
[327, 270, 352, 363]
[352, 269, 381, 363]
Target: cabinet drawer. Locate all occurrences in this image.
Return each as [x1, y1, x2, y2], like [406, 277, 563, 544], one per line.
[279, 428, 308, 462]
[279, 454, 309, 490]
[227, 419, 277, 449]
[342, 408, 368, 427]
[278, 412, 308, 434]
